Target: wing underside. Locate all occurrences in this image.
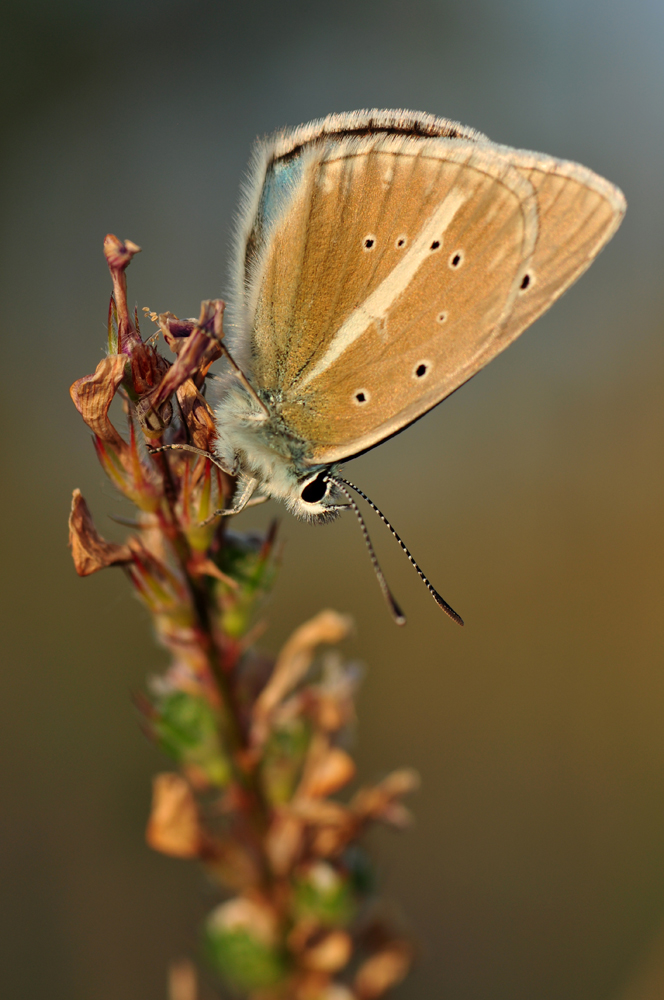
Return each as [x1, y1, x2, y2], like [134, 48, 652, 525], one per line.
[233, 111, 626, 464]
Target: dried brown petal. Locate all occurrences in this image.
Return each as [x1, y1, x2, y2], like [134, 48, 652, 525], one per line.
[374, 769, 421, 798]
[354, 942, 414, 999]
[252, 611, 353, 746]
[168, 959, 198, 1000]
[197, 298, 225, 342]
[294, 796, 356, 858]
[300, 930, 352, 973]
[159, 313, 197, 354]
[188, 556, 239, 588]
[265, 811, 305, 877]
[289, 800, 352, 826]
[103, 233, 141, 270]
[129, 340, 171, 398]
[310, 825, 354, 858]
[70, 354, 128, 450]
[69, 489, 132, 576]
[159, 299, 225, 354]
[351, 769, 420, 824]
[176, 378, 218, 451]
[300, 746, 356, 800]
[309, 655, 360, 733]
[146, 772, 202, 858]
[138, 328, 219, 425]
[311, 693, 348, 733]
[377, 802, 413, 829]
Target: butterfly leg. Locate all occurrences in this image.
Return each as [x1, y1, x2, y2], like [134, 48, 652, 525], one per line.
[200, 475, 261, 524]
[148, 443, 234, 474]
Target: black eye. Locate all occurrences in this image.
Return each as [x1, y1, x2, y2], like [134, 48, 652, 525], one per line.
[301, 475, 328, 504]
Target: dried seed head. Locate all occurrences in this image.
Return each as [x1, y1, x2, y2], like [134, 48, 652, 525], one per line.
[103, 233, 141, 270]
[103, 234, 143, 353]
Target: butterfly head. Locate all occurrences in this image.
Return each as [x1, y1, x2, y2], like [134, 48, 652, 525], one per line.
[290, 468, 346, 522]
[246, 459, 345, 524]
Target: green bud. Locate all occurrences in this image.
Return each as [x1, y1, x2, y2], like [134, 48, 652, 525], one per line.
[260, 717, 311, 805]
[214, 530, 278, 639]
[204, 899, 288, 991]
[152, 690, 231, 787]
[292, 862, 356, 928]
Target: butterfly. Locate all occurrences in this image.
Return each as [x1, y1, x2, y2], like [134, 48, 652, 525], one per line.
[192, 110, 626, 624]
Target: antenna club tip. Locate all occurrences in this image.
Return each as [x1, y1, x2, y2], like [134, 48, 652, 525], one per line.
[432, 592, 464, 626]
[390, 600, 407, 626]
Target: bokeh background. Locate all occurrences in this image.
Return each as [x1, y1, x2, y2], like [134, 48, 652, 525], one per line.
[1, 1, 663, 998]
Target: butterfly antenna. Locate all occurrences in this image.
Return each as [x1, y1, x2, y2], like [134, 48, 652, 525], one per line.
[334, 476, 464, 627]
[326, 476, 406, 626]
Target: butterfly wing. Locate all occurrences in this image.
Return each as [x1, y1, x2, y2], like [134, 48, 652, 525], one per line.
[231, 110, 625, 465]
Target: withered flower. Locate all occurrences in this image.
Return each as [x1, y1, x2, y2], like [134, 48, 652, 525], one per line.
[70, 237, 420, 999]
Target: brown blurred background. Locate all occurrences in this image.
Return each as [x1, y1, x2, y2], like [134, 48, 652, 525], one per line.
[1, 1, 663, 997]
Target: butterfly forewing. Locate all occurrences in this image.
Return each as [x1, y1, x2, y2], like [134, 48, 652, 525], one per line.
[236, 112, 625, 466]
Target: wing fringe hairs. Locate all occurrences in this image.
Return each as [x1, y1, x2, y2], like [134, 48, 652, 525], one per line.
[68, 235, 418, 1000]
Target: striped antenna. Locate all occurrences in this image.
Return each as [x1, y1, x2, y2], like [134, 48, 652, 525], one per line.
[330, 476, 464, 627]
[327, 476, 406, 626]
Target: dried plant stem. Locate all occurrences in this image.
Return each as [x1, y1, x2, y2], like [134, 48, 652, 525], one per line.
[68, 236, 419, 1000]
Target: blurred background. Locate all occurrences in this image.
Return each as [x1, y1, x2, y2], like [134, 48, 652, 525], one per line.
[1, 1, 663, 998]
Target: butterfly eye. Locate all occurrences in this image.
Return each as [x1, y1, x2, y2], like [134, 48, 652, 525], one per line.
[363, 235, 376, 251]
[449, 250, 463, 268]
[301, 474, 329, 504]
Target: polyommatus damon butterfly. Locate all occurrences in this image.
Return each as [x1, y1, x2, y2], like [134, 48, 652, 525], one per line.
[162, 110, 626, 624]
